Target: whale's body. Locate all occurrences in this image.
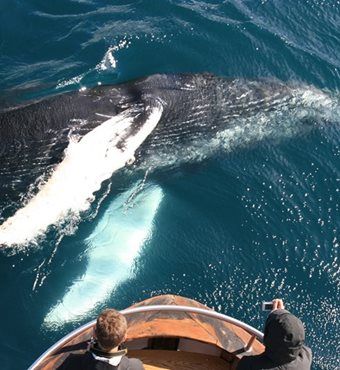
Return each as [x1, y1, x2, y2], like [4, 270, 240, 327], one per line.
[0, 73, 323, 155]
[0, 73, 336, 246]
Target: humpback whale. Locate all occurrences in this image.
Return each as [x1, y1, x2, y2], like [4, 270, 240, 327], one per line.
[0, 73, 336, 247]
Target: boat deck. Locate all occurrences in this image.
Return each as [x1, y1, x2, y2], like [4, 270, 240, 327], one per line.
[129, 350, 233, 370]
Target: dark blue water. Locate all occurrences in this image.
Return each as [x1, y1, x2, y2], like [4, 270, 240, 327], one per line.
[0, 1, 339, 369]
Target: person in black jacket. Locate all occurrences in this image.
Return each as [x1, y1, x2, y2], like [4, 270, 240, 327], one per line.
[237, 299, 312, 370]
[57, 308, 144, 370]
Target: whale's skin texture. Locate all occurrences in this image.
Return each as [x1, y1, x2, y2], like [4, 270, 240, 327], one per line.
[0, 73, 331, 222]
[0, 73, 299, 152]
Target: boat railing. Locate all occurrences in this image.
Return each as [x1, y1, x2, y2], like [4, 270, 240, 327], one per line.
[28, 304, 263, 370]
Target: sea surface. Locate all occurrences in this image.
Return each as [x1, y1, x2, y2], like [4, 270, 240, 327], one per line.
[0, 1, 339, 369]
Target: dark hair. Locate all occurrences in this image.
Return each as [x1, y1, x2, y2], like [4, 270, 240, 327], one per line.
[95, 309, 127, 350]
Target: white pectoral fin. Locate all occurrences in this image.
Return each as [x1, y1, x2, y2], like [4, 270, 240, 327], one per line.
[44, 183, 164, 327]
[0, 100, 163, 247]
[116, 100, 163, 161]
[127, 101, 163, 148]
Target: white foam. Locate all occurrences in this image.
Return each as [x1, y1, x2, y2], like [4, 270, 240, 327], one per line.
[56, 73, 86, 89]
[44, 183, 163, 326]
[0, 104, 163, 247]
[96, 41, 130, 71]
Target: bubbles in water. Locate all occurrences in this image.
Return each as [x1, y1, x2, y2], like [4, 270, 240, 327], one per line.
[56, 73, 86, 89]
[96, 39, 131, 72]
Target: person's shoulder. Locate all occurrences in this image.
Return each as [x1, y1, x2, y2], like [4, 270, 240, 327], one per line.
[56, 352, 93, 370]
[124, 355, 145, 370]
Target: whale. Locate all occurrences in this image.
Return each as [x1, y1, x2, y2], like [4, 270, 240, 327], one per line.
[0, 73, 337, 247]
[44, 182, 163, 327]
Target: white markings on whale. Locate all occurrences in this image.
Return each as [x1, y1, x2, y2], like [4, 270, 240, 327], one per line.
[0, 102, 163, 247]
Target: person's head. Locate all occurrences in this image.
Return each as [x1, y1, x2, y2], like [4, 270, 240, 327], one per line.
[94, 309, 127, 351]
[264, 310, 305, 364]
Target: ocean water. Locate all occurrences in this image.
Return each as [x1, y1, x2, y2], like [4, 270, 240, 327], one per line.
[0, 1, 339, 370]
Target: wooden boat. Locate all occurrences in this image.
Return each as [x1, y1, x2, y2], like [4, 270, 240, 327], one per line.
[29, 295, 264, 370]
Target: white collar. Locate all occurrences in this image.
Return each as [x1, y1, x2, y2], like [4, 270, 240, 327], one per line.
[91, 352, 124, 366]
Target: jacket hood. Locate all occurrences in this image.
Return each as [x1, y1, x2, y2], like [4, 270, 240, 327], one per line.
[264, 309, 305, 364]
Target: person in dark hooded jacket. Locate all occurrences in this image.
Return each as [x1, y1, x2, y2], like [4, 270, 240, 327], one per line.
[237, 299, 312, 370]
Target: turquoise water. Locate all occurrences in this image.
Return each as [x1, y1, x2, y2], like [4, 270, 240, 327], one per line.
[0, 1, 339, 369]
